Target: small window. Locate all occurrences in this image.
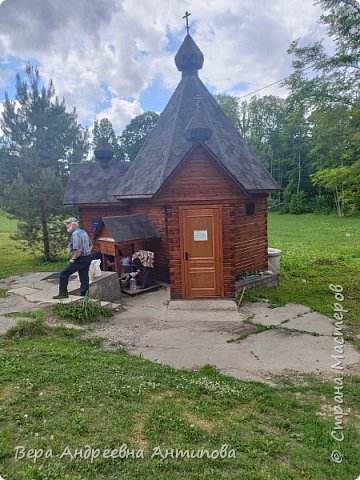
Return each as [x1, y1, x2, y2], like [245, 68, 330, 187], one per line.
[246, 202, 255, 216]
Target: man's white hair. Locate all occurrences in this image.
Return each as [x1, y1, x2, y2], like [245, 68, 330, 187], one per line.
[65, 217, 79, 226]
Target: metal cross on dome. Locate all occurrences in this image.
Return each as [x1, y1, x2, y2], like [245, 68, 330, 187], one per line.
[183, 11, 191, 34]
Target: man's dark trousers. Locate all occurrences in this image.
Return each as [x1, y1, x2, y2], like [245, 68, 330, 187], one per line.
[59, 256, 91, 296]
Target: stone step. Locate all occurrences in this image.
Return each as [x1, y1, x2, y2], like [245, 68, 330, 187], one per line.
[168, 299, 238, 312]
[100, 301, 111, 308]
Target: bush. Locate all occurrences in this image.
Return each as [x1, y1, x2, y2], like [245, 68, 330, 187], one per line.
[310, 195, 333, 214]
[279, 186, 291, 214]
[289, 191, 309, 214]
[52, 295, 113, 324]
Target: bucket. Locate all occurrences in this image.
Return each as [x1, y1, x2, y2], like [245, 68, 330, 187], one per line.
[268, 247, 281, 273]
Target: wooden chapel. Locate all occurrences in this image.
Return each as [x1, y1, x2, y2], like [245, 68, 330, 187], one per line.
[64, 30, 279, 299]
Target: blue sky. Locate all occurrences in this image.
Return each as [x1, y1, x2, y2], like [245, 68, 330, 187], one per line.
[0, 0, 326, 134]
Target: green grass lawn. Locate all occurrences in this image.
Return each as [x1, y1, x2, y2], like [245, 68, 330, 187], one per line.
[248, 213, 360, 332]
[0, 325, 359, 480]
[0, 211, 65, 279]
[1, 211, 360, 479]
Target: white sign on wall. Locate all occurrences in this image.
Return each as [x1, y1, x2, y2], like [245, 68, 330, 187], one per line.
[193, 230, 208, 241]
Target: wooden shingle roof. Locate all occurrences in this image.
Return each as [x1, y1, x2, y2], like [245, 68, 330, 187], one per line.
[94, 215, 160, 243]
[63, 162, 129, 205]
[115, 34, 279, 199]
[63, 34, 279, 207]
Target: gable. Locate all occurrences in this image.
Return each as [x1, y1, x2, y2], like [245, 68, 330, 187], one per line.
[155, 144, 248, 203]
[115, 72, 279, 199]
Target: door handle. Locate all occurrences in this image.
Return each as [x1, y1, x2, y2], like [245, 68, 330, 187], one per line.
[184, 252, 188, 261]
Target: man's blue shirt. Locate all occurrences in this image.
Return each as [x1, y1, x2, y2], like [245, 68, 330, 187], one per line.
[69, 228, 92, 256]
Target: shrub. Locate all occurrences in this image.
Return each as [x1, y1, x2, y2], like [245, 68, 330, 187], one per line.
[52, 295, 113, 324]
[289, 191, 309, 214]
[310, 195, 332, 214]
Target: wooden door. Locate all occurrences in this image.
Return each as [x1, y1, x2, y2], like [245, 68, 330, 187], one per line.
[180, 207, 223, 298]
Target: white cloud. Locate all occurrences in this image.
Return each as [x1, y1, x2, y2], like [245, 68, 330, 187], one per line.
[96, 97, 143, 134]
[0, 0, 326, 130]
[191, 0, 326, 98]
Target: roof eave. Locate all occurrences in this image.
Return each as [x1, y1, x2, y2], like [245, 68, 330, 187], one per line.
[62, 199, 127, 206]
[247, 187, 281, 194]
[114, 194, 154, 200]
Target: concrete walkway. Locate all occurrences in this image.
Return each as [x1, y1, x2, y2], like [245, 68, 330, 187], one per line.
[1, 272, 359, 384]
[108, 290, 360, 383]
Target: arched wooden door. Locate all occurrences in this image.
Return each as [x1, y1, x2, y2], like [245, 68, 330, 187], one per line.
[180, 206, 223, 298]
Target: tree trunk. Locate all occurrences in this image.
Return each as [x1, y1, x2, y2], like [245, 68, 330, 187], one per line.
[40, 205, 51, 260]
[334, 188, 343, 218]
[297, 150, 301, 194]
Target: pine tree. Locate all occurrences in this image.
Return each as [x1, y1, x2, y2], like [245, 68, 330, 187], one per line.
[0, 65, 89, 259]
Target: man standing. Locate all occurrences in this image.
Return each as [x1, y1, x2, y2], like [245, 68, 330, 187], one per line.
[53, 218, 93, 299]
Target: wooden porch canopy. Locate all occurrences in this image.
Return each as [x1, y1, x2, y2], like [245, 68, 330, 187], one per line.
[94, 215, 161, 276]
[94, 215, 160, 244]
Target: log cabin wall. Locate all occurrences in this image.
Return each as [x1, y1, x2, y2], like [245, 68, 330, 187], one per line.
[234, 194, 268, 276]
[162, 202, 236, 299]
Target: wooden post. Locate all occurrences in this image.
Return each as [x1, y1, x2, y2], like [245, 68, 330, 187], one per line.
[101, 253, 107, 271]
[115, 245, 121, 277]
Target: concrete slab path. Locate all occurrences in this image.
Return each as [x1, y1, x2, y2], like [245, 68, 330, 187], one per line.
[1, 272, 359, 384]
[123, 294, 360, 383]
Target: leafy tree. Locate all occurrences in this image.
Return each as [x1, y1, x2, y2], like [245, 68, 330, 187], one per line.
[241, 96, 289, 178]
[214, 94, 241, 131]
[119, 111, 159, 161]
[213, 2, 359, 216]
[310, 99, 360, 216]
[0, 65, 89, 259]
[281, 1, 360, 214]
[308, 106, 354, 172]
[285, 0, 360, 107]
[92, 117, 123, 162]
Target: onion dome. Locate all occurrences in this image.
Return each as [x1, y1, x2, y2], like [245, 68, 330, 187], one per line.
[175, 34, 204, 76]
[94, 137, 114, 168]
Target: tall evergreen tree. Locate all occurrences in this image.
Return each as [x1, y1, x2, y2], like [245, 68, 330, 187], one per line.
[0, 65, 89, 259]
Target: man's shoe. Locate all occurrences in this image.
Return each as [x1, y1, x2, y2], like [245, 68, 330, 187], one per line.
[53, 294, 69, 299]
